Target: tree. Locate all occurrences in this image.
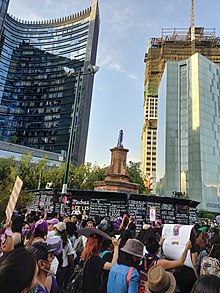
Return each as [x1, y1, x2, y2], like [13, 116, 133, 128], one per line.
[83, 162, 106, 190]
[0, 154, 49, 221]
[126, 161, 147, 194]
[197, 209, 215, 221]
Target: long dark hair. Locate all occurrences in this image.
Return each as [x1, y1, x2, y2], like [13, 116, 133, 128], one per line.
[118, 251, 135, 267]
[0, 248, 36, 293]
[190, 275, 220, 293]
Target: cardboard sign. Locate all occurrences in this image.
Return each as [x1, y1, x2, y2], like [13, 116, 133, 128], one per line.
[5, 176, 23, 220]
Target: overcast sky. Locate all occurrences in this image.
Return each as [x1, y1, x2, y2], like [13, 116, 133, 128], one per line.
[8, 0, 220, 166]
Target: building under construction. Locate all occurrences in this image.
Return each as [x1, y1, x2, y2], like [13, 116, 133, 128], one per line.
[141, 26, 220, 187]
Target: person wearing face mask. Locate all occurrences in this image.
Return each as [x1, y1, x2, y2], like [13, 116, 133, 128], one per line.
[107, 239, 144, 293]
[27, 242, 60, 293]
[0, 247, 39, 293]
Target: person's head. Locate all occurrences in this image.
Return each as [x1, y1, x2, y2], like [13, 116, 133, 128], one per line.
[66, 221, 77, 237]
[145, 265, 176, 293]
[33, 219, 48, 237]
[71, 215, 77, 223]
[54, 222, 68, 246]
[118, 229, 132, 249]
[190, 275, 220, 293]
[47, 218, 59, 231]
[0, 248, 38, 293]
[145, 236, 160, 254]
[86, 221, 94, 228]
[52, 212, 59, 219]
[209, 243, 220, 259]
[101, 239, 113, 252]
[12, 215, 23, 233]
[26, 242, 59, 277]
[119, 239, 144, 268]
[76, 214, 82, 222]
[81, 234, 103, 261]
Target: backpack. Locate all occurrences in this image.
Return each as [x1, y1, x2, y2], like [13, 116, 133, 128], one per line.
[138, 256, 158, 293]
[66, 260, 85, 293]
[200, 256, 220, 277]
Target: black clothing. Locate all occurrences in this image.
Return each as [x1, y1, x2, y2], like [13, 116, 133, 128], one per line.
[101, 251, 113, 293]
[83, 255, 106, 293]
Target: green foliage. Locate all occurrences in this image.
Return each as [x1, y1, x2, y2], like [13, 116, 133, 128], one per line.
[82, 162, 106, 190]
[0, 153, 48, 221]
[11, 135, 18, 144]
[0, 154, 147, 221]
[197, 209, 215, 221]
[126, 161, 147, 194]
[44, 162, 65, 189]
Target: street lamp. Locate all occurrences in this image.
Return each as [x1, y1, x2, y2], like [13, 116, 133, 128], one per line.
[61, 64, 99, 195]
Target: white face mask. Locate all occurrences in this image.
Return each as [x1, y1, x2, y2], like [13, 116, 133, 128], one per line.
[44, 257, 59, 276]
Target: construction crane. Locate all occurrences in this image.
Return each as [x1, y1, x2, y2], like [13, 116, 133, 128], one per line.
[190, 0, 195, 55]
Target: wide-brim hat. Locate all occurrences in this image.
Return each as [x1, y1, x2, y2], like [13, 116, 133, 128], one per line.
[47, 218, 59, 225]
[121, 238, 144, 258]
[27, 241, 61, 259]
[77, 227, 111, 240]
[145, 266, 176, 293]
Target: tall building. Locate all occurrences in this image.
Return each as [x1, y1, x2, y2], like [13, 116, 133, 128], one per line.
[157, 53, 220, 213]
[0, 0, 99, 166]
[141, 27, 220, 183]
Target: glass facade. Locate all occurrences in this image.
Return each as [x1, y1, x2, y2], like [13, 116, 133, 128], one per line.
[157, 53, 220, 213]
[0, 1, 99, 166]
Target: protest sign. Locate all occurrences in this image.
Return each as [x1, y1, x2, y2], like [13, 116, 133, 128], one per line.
[5, 176, 23, 220]
[162, 224, 194, 268]
[150, 207, 156, 222]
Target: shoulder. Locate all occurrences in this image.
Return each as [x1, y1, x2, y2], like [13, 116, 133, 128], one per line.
[87, 255, 106, 267]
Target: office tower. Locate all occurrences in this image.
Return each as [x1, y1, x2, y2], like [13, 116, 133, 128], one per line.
[0, 0, 99, 166]
[142, 27, 220, 183]
[157, 53, 220, 213]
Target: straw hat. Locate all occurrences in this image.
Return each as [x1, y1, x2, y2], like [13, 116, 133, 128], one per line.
[145, 266, 176, 293]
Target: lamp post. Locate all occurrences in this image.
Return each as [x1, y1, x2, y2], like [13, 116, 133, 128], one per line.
[61, 64, 99, 195]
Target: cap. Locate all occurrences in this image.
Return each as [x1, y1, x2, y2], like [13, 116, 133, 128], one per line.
[54, 222, 66, 232]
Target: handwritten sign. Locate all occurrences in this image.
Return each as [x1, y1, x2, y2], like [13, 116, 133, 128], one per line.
[6, 176, 23, 220]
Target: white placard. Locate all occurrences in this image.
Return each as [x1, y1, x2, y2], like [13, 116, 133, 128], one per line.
[162, 224, 194, 268]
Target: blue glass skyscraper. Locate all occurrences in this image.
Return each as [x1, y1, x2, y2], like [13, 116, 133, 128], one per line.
[0, 0, 99, 166]
[157, 53, 220, 213]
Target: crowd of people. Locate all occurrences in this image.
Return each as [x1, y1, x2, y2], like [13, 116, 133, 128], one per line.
[0, 208, 220, 293]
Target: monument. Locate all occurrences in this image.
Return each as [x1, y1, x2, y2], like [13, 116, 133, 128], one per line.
[94, 130, 140, 193]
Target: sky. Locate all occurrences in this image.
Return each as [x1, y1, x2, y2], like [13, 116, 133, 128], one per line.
[8, 0, 220, 166]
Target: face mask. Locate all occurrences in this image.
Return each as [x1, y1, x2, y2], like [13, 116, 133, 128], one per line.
[22, 229, 30, 235]
[42, 257, 58, 276]
[27, 282, 38, 293]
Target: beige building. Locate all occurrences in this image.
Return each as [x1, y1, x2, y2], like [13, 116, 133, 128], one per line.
[141, 27, 220, 186]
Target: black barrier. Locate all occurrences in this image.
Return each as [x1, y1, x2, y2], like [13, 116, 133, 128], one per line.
[27, 189, 199, 233]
